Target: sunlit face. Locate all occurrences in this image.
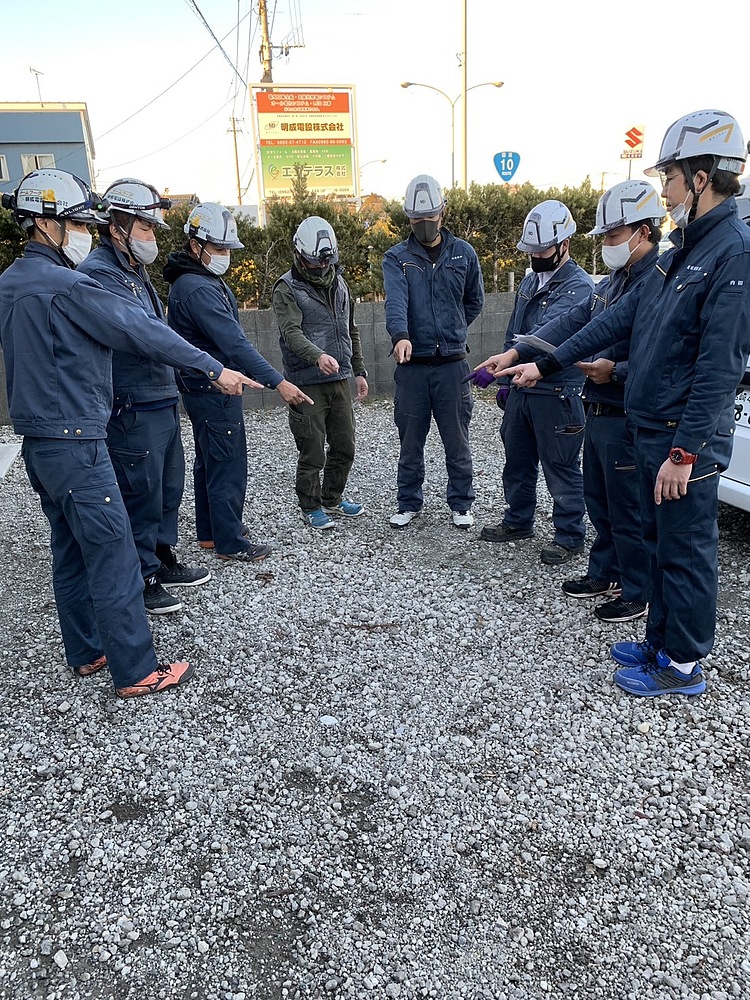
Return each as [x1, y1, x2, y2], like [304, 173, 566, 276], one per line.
[130, 217, 158, 242]
[36, 217, 89, 245]
[660, 166, 689, 210]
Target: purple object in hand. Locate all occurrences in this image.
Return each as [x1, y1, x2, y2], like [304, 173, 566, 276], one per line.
[463, 367, 496, 388]
[496, 385, 511, 410]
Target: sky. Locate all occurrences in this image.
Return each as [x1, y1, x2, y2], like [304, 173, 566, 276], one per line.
[2, 0, 747, 210]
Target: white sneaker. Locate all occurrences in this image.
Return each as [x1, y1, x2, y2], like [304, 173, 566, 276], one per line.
[389, 509, 422, 529]
[451, 510, 475, 529]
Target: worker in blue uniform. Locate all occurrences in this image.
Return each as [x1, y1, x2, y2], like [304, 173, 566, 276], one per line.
[382, 174, 485, 531]
[480, 200, 594, 565]
[478, 180, 664, 621]
[496, 110, 750, 698]
[78, 178, 210, 616]
[0, 169, 256, 698]
[164, 203, 313, 561]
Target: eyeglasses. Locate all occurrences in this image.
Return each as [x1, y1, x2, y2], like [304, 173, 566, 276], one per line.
[660, 171, 681, 187]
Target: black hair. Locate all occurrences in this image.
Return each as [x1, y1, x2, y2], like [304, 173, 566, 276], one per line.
[624, 220, 662, 245]
[97, 209, 135, 241]
[680, 155, 742, 197]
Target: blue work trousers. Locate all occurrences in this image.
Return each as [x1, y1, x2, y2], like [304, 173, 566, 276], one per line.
[500, 388, 586, 549]
[583, 411, 649, 602]
[22, 438, 158, 689]
[635, 426, 726, 662]
[106, 403, 185, 579]
[393, 360, 475, 512]
[182, 391, 250, 556]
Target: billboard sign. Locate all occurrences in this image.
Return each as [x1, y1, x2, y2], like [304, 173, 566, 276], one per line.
[251, 86, 358, 203]
[621, 125, 645, 160]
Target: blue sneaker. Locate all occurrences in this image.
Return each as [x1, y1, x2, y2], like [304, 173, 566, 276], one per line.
[614, 650, 706, 698]
[304, 508, 335, 530]
[323, 499, 364, 518]
[610, 640, 657, 667]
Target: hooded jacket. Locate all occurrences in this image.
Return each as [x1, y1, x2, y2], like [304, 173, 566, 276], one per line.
[273, 264, 364, 386]
[164, 252, 283, 392]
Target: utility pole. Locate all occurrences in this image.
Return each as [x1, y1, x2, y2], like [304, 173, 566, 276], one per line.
[258, 0, 273, 83]
[228, 116, 243, 204]
[461, 0, 468, 191]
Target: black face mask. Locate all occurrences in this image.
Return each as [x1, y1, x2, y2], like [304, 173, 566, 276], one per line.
[411, 219, 441, 245]
[530, 244, 563, 273]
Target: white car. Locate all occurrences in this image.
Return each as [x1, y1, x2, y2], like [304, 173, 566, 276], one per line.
[719, 367, 750, 511]
[718, 178, 750, 509]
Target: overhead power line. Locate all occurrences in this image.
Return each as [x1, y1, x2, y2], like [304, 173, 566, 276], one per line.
[98, 91, 240, 172]
[183, 0, 247, 88]
[96, 8, 251, 141]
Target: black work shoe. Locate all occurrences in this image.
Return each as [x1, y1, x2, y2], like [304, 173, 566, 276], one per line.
[143, 576, 182, 615]
[480, 523, 534, 543]
[594, 597, 649, 623]
[540, 543, 585, 566]
[562, 576, 621, 599]
[157, 561, 211, 588]
[217, 544, 273, 563]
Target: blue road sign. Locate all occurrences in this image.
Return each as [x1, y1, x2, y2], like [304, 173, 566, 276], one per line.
[494, 151, 520, 183]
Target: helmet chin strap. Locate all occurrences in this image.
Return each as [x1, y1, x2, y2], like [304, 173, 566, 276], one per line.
[680, 161, 717, 224]
[37, 218, 73, 268]
[112, 216, 141, 267]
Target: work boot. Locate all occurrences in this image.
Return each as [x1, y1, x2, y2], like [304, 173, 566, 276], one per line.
[480, 523, 533, 542]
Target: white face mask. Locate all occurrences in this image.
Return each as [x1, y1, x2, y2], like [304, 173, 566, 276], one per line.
[206, 253, 230, 276]
[130, 237, 159, 266]
[668, 188, 695, 230]
[63, 230, 93, 267]
[601, 229, 640, 270]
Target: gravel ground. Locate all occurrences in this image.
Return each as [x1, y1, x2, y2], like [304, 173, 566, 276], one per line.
[0, 397, 749, 1000]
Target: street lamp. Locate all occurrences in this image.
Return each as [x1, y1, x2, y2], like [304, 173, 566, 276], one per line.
[400, 81, 503, 190]
[360, 158, 387, 175]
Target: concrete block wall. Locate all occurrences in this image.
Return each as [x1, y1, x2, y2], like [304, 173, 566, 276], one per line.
[236, 291, 516, 410]
[0, 292, 516, 423]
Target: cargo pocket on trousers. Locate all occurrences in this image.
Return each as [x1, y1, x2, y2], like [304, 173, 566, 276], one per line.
[206, 421, 243, 462]
[288, 408, 312, 442]
[70, 484, 129, 544]
[109, 447, 151, 497]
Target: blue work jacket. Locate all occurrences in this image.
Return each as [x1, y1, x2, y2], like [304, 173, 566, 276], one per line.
[515, 247, 658, 406]
[0, 243, 224, 440]
[164, 252, 283, 392]
[78, 237, 178, 406]
[382, 229, 484, 356]
[538, 199, 750, 454]
[502, 258, 594, 392]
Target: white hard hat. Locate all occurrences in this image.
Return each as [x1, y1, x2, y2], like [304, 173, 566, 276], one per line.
[403, 174, 446, 219]
[517, 200, 576, 252]
[645, 109, 747, 176]
[5, 169, 104, 228]
[184, 203, 244, 248]
[588, 180, 666, 236]
[293, 216, 338, 268]
[103, 178, 171, 229]
[736, 177, 750, 225]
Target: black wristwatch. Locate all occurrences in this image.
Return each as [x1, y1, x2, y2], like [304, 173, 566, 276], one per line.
[355, 370, 368, 378]
[610, 364, 619, 383]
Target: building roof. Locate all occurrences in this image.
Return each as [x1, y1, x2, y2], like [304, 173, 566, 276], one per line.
[0, 102, 95, 158]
